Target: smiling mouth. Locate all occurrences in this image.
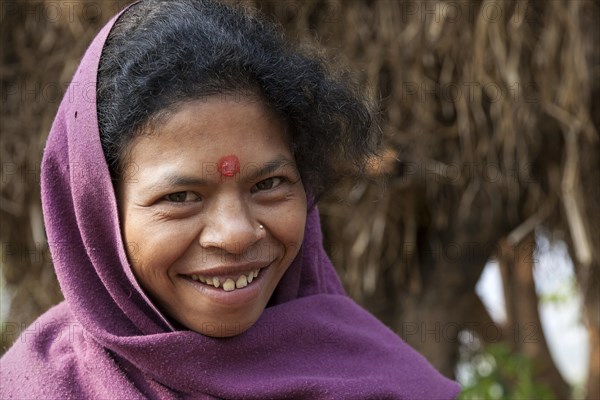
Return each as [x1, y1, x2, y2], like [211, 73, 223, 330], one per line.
[186, 268, 263, 292]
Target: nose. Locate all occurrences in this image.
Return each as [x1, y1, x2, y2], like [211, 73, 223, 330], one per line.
[198, 194, 263, 255]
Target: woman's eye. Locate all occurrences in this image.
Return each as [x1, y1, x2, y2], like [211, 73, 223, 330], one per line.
[164, 191, 199, 203]
[253, 177, 282, 192]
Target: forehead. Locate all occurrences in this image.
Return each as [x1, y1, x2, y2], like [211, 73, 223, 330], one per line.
[124, 97, 293, 178]
[159, 96, 283, 138]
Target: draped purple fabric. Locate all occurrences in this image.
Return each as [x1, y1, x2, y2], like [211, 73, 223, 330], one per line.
[1, 6, 460, 399]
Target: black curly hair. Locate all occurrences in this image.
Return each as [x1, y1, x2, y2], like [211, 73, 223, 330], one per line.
[97, 0, 378, 196]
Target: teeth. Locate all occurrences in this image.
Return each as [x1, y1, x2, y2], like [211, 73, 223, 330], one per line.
[222, 278, 235, 292]
[193, 268, 262, 291]
[236, 275, 248, 289]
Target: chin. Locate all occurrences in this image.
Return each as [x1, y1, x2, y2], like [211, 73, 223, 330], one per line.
[188, 312, 262, 338]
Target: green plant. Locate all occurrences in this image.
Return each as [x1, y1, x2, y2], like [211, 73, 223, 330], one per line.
[459, 344, 555, 400]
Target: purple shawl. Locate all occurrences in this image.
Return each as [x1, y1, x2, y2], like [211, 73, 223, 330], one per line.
[1, 7, 460, 400]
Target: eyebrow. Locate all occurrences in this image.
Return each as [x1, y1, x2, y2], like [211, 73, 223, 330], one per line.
[141, 174, 208, 194]
[242, 156, 297, 182]
[164, 175, 209, 187]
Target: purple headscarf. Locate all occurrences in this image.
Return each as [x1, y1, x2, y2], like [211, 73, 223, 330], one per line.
[1, 5, 460, 399]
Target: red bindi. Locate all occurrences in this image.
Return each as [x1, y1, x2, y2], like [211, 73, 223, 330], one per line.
[217, 155, 240, 177]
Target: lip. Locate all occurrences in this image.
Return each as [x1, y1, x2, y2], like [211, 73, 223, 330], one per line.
[179, 261, 274, 306]
[181, 261, 270, 279]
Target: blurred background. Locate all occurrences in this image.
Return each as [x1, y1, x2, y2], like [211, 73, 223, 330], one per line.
[1, 1, 598, 399]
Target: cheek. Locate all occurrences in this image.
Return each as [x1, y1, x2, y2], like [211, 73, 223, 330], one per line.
[123, 214, 195, 279]
[286, 210, 306, 247]
[270, 201, 307, 256]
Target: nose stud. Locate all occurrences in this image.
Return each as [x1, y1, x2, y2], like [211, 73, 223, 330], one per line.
[258, 224, 264, 230]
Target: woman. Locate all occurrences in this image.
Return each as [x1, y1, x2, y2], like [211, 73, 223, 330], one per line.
[1, 0, 460, 398]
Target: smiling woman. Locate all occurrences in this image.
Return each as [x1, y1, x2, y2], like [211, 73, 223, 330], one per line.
[0, 0, 460, 398]
[120, 97, 307, 336]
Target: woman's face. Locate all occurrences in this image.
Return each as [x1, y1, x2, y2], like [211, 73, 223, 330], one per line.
[118, 96, 307, 337]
